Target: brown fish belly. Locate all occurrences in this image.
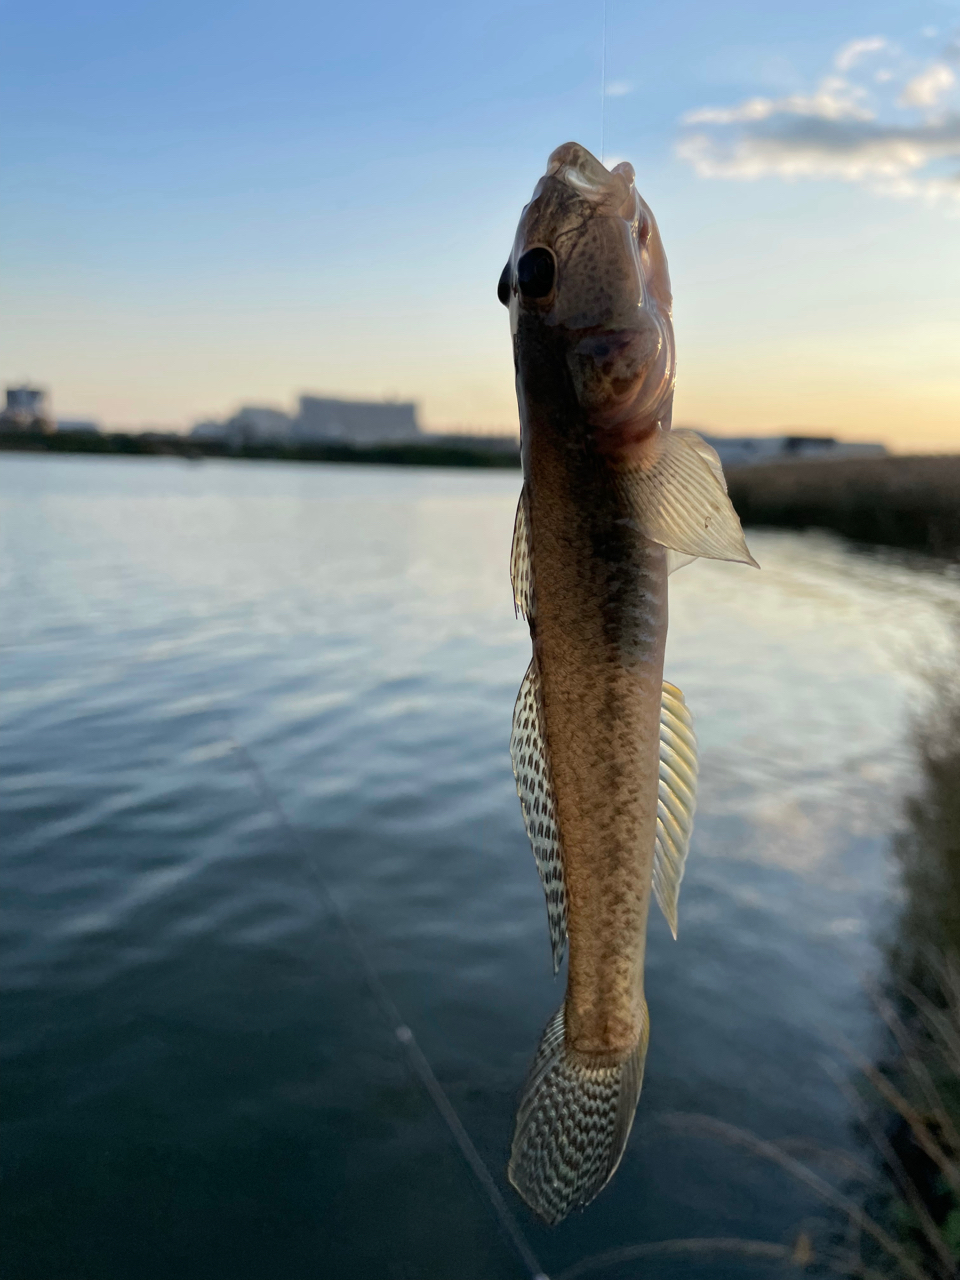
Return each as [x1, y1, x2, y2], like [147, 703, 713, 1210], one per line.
[526, 418, 667, 1066]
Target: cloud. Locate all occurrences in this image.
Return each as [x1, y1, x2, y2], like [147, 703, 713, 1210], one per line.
[604, 80, 632, 97]
[835, 36, 888, 71]
[683, 78, 871, 125]
[678, 114, 960, 181]
[898, 62, 956, 106]
[677, 34, 960, 209]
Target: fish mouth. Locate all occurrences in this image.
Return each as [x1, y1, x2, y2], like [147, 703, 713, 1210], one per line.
[545, 143, 636, 213]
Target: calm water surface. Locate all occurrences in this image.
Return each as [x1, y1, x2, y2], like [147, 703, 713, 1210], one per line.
[3, 454, 960, 1280]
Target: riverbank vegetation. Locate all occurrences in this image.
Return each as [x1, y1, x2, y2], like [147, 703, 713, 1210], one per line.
[863, 651, 960, 1277]
[726, 456, 960, 559]
[0, 429, 520, 469]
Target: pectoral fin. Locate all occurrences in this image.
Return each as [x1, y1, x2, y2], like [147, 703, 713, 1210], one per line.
[665, 550, 697, 575]
[620, 429, 758, 567]
[655, 681, 698, 938]
[510, 658, 566, 972]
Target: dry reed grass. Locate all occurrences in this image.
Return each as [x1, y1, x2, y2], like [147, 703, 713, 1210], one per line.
[726, 456, 960, 557]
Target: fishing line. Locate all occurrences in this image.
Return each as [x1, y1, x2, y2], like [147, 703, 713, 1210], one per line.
[600, 0, 607, 162]
[226, 729, 550, 1280]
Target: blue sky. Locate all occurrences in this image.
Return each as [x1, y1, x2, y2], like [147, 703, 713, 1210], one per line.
[3, 0, 959, 447]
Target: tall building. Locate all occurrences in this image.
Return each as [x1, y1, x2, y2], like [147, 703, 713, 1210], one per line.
[294, 396, 420, 444]
[1, 385, 54, 433]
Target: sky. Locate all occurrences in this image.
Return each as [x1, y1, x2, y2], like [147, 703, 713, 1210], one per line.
[2, 0, 959, 450]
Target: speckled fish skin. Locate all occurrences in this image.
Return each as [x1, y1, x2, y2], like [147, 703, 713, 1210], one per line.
[518, 322, 667, 1067]
[499, 143, 752, 1224]
[508, 144, 674, 1067]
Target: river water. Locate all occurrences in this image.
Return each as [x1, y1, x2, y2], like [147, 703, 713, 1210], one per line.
[3, 454, 959, 1280]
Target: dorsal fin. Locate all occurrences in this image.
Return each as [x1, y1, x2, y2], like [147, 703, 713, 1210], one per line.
[510, 658, 566, 972]
[654, 681, 698, 938]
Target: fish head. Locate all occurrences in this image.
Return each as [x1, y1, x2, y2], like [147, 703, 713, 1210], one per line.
[499, 142, 675, 455]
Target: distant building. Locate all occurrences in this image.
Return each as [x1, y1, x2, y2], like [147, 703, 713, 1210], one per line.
[190, 419, 227, 443]
[294, 396, 420, 445]
[700, 433, 887, 470]
[225, 406, 293, 447]
[190, 396, 423, 448]
[1, 385, 54, 433]
[190, 405, 293, 448]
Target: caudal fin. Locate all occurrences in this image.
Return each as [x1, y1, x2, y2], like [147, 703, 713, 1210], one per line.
[507, 1005, 648, 1224]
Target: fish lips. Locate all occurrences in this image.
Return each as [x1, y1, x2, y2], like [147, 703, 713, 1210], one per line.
[566, 325, 671, 448]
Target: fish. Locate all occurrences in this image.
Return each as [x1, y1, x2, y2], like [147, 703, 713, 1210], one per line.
[498, 142, 757, 1224]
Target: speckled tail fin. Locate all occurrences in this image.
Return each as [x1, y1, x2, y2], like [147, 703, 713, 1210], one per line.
[654, 682, 698, 938]
[510, 658, 567, 972]
[508, 1004, 649, 1224]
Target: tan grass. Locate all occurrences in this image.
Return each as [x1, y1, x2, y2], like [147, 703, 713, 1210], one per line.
[726, 456, 960, 556]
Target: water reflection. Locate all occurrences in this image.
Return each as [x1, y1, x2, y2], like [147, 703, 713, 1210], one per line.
[3, 456, 960, 1279]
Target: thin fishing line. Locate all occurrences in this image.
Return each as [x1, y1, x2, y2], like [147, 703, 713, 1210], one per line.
[600, 0, 607, 163]
[226, 730, 550, 1280]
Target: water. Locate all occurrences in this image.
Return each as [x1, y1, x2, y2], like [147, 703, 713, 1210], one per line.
[3, 454, 959, 1280]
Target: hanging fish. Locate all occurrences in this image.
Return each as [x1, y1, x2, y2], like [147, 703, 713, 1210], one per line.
[499, 142, 757, 1224]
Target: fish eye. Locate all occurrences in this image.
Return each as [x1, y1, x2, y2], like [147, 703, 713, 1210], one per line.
[497, 262, 511, 306]
[517, 247, 555, 300]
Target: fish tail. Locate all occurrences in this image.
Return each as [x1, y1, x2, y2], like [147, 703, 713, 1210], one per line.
[507, 1004, 648, 1224]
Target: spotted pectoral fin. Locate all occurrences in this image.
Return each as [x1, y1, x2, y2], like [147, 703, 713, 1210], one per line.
[510, 658, 566, 972]
[621, 428, 759, 567]
[654, 681, 698, 939]
[510, 486, 535, 620]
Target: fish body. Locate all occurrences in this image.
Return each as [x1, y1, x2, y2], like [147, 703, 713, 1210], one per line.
[500, 143, 755, 1223]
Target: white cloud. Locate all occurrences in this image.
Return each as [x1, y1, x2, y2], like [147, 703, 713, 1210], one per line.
[678, 116, 960, 183]
[677, 34, 960, 209]
[605, 80, 632, 97]
[898, 62, 956, 106]
[683, 77, 872, 125]
[835, 36, 888, 71]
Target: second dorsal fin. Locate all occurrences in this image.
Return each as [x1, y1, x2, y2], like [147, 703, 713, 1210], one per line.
[654, 681, 698, 938]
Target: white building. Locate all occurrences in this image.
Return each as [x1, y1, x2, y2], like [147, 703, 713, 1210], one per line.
[191, 396, 423, 447]
[293, 396, 420, 444]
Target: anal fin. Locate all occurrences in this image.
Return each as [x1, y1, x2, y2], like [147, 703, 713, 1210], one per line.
[510, 658, 566, 972]
[655, 681, 698, 938]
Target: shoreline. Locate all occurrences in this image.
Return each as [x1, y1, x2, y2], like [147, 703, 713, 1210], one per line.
[4, 432, 958, 558]
[0, 430, 521, 470]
